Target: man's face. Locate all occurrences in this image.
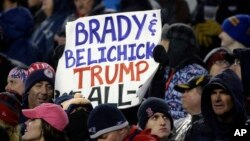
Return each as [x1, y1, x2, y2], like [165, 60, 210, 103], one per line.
[219, 31, 234, 48]
[181, 87, 201, 115]
[96, 130, 124, 141]
[28, 81, 54, 109]
[145, 112, 171, 140]
[5, 77, 25, 95]
[210, 88, 234, 116]
[209, 60, 230, 77]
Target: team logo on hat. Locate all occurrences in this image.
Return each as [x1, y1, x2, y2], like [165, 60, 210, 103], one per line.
[44, 69, 54, 78]
[89, 127, 96, 133]
[146, 107, 153, 117]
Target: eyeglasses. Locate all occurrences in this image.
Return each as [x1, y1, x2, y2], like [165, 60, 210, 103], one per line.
[213, 60, 230, 66]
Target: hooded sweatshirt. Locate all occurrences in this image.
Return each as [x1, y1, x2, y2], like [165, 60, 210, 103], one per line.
[201, 69, 249, 140]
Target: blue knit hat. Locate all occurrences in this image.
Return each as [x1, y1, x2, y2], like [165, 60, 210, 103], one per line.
[87, 104, 129, 139]
[137, 97, 173, 130]
[222, 14, 250, 47]
[24, 68, 55, 93]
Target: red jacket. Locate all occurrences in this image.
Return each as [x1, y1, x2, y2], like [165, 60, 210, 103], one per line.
[123, 125, 159, 141]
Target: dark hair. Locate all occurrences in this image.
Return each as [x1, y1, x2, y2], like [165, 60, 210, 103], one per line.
[41, 119, 69, 141]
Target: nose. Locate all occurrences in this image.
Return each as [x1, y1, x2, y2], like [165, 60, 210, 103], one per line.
[40, 85, 48, 94]
[5, 84, 10, 91]
[159, 116, 167, 125]
[214, 93, 222, 101]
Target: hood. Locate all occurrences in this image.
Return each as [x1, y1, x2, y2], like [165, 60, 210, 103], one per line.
[0, 7, 33, 40]
[201, 69, 246, 124]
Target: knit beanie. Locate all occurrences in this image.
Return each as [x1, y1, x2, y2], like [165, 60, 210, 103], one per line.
[0, 92, 21, 126]
[203, 47, 230, 69]
[137, 97, 173, 130]
[24, 68, 55, 93]
[87, 104, 129, 139]
[221, 14, 250, 47]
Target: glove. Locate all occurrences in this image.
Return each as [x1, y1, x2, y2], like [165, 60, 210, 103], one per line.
[194, 20, 220, 47]
[196, 20, 221, 36]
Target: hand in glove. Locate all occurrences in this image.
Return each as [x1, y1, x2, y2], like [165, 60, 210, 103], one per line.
[196, 20, 221, 36]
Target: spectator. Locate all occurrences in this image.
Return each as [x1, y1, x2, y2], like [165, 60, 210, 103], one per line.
[27, 0, 46, 31]
[55, 93, 93, 141]
[191, 0, 221, 58]
[157, 0, 191, 25]
[5, 67, 28, 100]
[149, 23, 208, 119]
[219, 14, 250, 52]
[215, 0, 250, 24]
[0, 0, 39, 65]
[226, 48, 250, 115]
[30, 0, 69, 63]
[0, 92, 22, 141]
[201, 69, 250, 140]
[203, 47, 230, 77]
[22, 103, 69, 141]
[137, 97, 174, 141]
[173, 75, 210, 141]
[20, 67, 55, 135]
[87, 104, 159, 141]
[52, 0, 109, 68]
[0, 53, 27, 92]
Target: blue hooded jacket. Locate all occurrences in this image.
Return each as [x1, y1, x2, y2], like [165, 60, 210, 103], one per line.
[0, 7, 39, 65]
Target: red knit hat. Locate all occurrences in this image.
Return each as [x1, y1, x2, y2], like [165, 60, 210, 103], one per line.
[203, 47, 230, 69]
[0, 92, 21, 126]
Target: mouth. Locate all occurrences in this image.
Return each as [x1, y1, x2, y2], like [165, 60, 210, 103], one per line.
[159, 128, 168, 132]
[38, 98, 48, 103]
[213, 104, 225, 109]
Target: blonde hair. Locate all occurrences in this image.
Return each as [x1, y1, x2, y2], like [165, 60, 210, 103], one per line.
[0, 119, 21, 141]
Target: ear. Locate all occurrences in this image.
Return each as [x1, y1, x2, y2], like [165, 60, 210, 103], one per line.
[119, 127, 129, 138]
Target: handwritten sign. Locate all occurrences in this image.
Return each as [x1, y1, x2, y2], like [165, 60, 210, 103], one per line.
[55, 10, 161, 109]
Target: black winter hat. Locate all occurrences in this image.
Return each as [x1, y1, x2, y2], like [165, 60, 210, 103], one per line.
[137, 97, 173, 130]
[24, 68, 55, 93]
[87, 104, 129, 139]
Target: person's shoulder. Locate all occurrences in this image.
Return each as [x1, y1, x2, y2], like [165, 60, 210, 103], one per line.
[126, 126, 160, 141]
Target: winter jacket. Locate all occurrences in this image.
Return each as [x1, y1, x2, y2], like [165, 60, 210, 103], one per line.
[124, 125, 159, 141]
[201, 69, 250, 140]
[0, 7, 39, 65]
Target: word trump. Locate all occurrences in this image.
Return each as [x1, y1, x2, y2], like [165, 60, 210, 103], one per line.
[234, 129, 247, 136]
[74, 60, 148, 89]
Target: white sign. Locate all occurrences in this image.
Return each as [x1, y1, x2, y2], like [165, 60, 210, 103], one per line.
[55, 10, 161, 109]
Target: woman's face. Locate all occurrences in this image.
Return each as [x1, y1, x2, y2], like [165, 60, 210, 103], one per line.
[74, 0, 94, 16]
[22, 119, 43, 141]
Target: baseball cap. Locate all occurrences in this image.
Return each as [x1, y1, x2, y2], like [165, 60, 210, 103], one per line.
[22, 103, 68, 131]
[174, 75, 210, 93]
